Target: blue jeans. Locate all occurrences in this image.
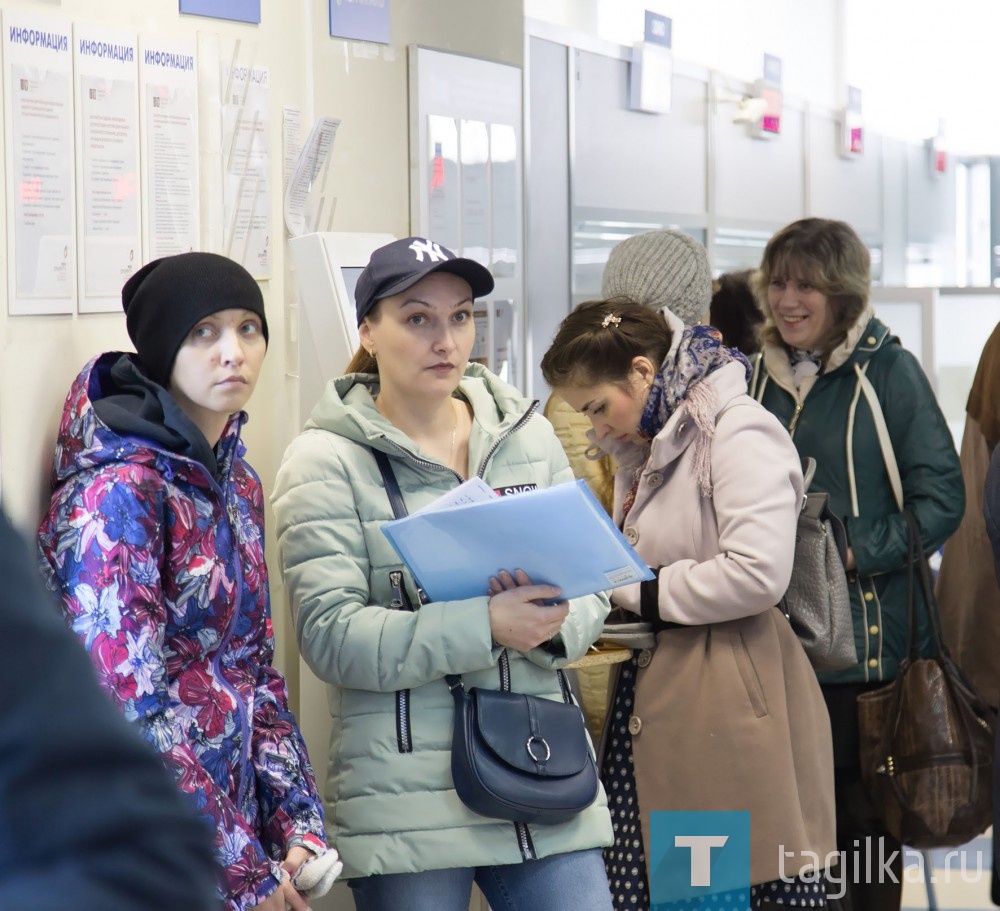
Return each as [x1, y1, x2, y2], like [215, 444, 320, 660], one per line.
[348, 848, 613, 911]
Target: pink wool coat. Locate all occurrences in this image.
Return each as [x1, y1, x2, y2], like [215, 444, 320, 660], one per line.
[603, 354, 837, 886]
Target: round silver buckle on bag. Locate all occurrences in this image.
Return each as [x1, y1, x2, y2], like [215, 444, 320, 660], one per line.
[526, 735, 551, 763]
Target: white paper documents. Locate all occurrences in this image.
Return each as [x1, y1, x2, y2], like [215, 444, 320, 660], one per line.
[380, 479, 654, 602]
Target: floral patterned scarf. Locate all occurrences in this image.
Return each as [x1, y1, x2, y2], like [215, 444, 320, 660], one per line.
[622, 325, 751, 515]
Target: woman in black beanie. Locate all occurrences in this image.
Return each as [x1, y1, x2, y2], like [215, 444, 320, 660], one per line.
[37, 252, 342, 911]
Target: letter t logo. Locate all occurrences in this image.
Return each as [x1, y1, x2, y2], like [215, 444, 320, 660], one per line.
[674, 835, 729, 887]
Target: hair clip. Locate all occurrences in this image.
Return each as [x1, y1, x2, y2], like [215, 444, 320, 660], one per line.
[601, 313, 621, 328]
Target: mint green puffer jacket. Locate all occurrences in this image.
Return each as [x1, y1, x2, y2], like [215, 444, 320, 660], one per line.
[271, 364, 613, 880]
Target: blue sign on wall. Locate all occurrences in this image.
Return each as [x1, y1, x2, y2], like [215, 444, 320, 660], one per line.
[644, 11, 672, 48]
[329, 0, 390, 44]
[179, 1, 261, 24]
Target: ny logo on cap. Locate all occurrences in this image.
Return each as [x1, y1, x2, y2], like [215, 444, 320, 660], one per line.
[409, 239, 450, 263]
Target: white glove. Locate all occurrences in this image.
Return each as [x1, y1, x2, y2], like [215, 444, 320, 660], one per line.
[610, 581, 641, 615]
[291, 848, 344, 899]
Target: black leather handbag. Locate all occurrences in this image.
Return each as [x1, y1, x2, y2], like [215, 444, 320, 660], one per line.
[373, 449, 600, 824]
[446, 667, 599, 824]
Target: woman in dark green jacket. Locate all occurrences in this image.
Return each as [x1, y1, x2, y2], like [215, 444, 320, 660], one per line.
[749, 218, 963, 911]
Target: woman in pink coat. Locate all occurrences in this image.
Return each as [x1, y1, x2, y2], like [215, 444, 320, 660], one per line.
[542, 299, 836, 910]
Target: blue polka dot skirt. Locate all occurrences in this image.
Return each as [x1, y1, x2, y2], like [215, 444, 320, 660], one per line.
[602, 655, 827, 911]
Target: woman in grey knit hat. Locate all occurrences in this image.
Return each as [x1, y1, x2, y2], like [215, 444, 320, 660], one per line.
[600, 229, 713, 327]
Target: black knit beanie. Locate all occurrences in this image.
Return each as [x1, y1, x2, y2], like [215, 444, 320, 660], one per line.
[121, 252, 268, 388]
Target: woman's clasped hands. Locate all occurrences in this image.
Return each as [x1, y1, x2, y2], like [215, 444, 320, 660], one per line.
[252, 845, 344, 911]
[487, 569, 569, 651]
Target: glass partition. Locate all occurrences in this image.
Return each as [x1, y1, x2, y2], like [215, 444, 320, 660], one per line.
[712, 226, 882, 284]
[872, 287, 1000, 450]
[934, 289, 1000, 446]
[571, 206, 705, 306]
[712, 226, 773, 275]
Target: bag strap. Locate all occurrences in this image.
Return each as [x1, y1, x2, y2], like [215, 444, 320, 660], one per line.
[853, 363, 904, 512]
[374, 449, 408, 521]
[748, 352, 766, 401]
[889, 510, 985, 810]
[902, 509, 946, 657]
[371, 448, 573, 705]
[801, 456, 817, 492]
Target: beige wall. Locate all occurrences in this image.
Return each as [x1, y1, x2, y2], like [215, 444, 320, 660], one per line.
[0, 0, 522, 679]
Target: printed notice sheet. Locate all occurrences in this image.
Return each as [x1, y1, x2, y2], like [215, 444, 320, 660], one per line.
[3, 10, 75, 314]
[283, 116, 340, 238]
[75, 25, 141, 312]
[223, 63, 271, 277]
[140, 35, 199, 260]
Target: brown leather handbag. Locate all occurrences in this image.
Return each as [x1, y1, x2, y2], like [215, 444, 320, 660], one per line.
[857, 511, 996, 849]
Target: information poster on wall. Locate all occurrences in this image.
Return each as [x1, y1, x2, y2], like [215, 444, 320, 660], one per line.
[222, 63, 271, 277]
[140, 35, 200, 260]
[2, 10, 76, 315]
[74, 25, 141, 312]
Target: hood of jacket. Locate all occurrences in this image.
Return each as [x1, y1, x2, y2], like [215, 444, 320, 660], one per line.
[50, 352, 245, 490]
[305, 361, 536, 464]
[759, 309, 895, 398]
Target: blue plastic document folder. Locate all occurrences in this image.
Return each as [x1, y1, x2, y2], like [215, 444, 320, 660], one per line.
[380, 479, 654, 602]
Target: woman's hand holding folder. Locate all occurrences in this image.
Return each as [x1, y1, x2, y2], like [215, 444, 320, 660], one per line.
[487, 569, 570, 651]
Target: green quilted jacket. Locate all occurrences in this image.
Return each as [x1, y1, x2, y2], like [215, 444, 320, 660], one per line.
[271, 363, 613, 879]
[751, 314, 963, 684]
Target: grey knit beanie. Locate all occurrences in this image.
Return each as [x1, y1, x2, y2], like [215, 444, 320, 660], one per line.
[600, 229, 712, 327]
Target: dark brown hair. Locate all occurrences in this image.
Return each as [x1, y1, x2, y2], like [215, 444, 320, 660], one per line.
[752, 218, 870, 356]
[343, 302, 383, 374]
[710, 270, 764, 355]
[541, 298, 673, 389]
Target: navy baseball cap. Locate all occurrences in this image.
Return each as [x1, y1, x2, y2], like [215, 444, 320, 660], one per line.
[355, 237, 495, 324]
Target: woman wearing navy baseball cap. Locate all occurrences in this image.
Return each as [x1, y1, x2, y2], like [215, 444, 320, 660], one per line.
[273, 236, 615, 911]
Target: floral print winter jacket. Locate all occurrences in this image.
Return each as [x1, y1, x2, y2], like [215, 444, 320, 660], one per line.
[37, 353, 326, 911]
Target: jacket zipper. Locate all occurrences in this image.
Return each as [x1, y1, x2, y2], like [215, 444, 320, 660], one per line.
[104, 415, 256, 813]
[515, 821, 536, 860]
[758, 368, 805, 437]
[212, 476, 254, 815]
[390, 570, 415, 754]
[498, 650, 539, 858]
[383, 438, 463, 482]
[380, 399, 539, 483]
[788, 401, 804, 434]
[381, 404, 539, 816]
[475, 402, 539, 478]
